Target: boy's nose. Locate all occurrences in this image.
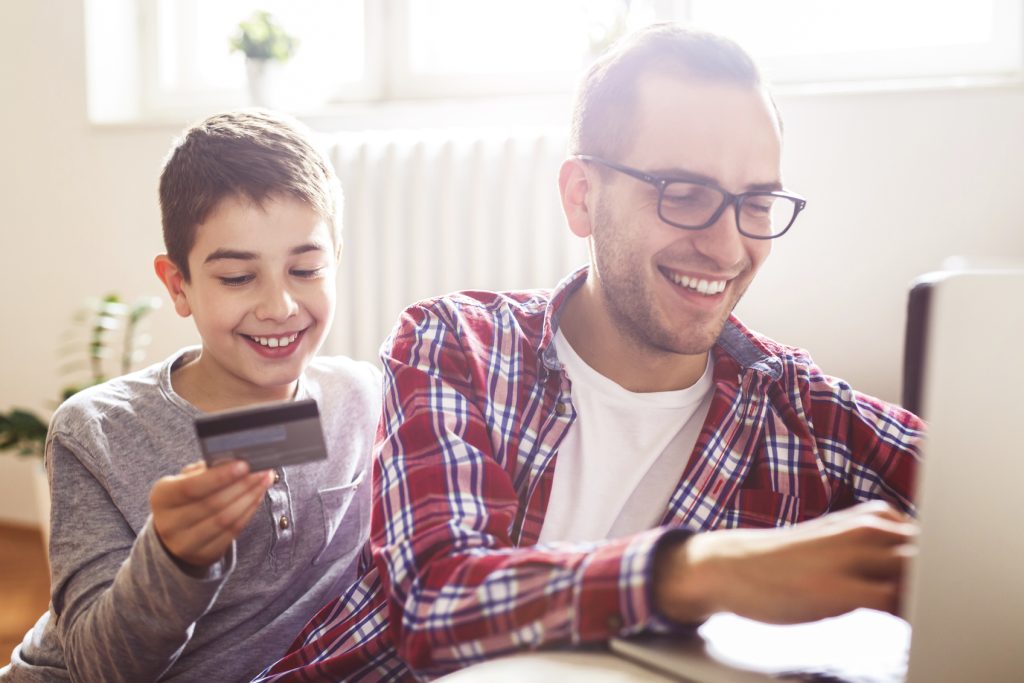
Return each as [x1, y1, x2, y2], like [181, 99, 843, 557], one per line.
[256, 285, 299, 321]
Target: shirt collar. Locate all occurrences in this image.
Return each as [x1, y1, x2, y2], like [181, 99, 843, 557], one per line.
[540, 266, 588, 371]
[539, 265, 782, 380]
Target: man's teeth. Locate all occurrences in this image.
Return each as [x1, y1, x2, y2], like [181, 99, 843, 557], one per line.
[668, 272, 727, 295]
[251, 333, 299, 348]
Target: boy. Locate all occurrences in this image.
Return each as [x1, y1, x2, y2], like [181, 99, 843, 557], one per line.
[2, 110, 380, 682]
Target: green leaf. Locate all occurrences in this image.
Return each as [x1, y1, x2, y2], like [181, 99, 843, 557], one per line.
[229, 10, 298, 62]
[16, 290, 164, 459]
[0, 408, 48, 456]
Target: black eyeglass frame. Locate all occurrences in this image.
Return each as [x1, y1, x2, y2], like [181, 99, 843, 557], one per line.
[575, 154, 807, 240]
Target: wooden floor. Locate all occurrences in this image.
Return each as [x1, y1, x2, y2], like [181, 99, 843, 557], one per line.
[0, 524, 49, 667]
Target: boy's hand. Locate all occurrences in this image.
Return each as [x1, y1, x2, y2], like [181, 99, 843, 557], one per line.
[150, 460, 273, 572]
[654, 500, 917, 625]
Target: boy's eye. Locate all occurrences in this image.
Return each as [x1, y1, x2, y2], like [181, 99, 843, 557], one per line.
[291, 267, 324, 279]
[218, 274, 254, 286]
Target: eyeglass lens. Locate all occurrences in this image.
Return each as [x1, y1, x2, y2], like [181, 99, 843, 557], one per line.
[660, 182, 799, 237]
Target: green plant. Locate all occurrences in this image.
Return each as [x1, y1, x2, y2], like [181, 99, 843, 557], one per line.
[0, 410, 48, 457]
[0, 294, 161, 458]
[229, 11, 299, 62]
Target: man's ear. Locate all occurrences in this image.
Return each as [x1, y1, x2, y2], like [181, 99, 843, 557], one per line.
[334, 235, 344, 262]
[153, 255, 192, 318]
[559, 158, 594, 239]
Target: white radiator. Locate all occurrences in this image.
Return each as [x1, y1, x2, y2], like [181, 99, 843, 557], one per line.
[324, 128, 587, 363]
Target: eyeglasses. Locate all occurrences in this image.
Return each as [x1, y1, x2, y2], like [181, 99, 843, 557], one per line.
[575, 155, 807, 240]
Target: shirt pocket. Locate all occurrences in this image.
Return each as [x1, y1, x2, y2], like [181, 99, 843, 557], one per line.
[312, 470, 368, 566]
[724, 489, 801, 529]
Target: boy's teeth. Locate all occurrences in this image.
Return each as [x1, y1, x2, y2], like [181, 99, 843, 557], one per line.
[252, 333, 299, 348]
[668, 272, 727, 295]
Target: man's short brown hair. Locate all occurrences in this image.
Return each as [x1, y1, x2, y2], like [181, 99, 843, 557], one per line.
[159, 109, 341, 281]
[569, 23, 766, 160]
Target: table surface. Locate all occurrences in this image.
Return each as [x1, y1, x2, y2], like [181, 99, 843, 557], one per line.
[434, 649, 673, 682]
[433, 610, 911, 683]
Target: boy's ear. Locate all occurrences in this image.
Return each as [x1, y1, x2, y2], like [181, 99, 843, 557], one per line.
[559, 158, 594, 239]
[153, 255, 193, 318]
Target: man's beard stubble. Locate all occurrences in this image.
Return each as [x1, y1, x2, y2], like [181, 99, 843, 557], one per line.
[589, 202, 749, 358]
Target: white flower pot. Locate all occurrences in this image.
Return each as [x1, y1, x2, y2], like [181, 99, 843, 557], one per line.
[246, 58, 286, 108]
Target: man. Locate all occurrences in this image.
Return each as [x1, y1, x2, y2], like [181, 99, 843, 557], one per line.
[257, 23, 921, 682]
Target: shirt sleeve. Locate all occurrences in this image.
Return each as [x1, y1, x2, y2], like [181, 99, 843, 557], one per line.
[803, 362, 923, 513]
[47, 433, 234, 683]
[371, 304, 679, 676]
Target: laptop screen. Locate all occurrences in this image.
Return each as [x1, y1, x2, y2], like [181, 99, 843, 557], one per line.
[903, 268, 1024, 683]
[901, 275, 935, 417]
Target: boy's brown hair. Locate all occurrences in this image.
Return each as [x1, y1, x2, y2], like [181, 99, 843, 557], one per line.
[569, 23, 768, 161]
[159, 109, 342, 281]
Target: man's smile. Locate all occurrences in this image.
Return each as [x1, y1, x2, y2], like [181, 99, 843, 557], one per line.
[658, 266, 738, 297]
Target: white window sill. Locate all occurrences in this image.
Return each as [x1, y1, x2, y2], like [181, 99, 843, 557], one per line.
[87, 73, 1024, 132]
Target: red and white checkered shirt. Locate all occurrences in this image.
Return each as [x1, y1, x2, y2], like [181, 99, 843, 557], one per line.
[256, 267, 923, 682]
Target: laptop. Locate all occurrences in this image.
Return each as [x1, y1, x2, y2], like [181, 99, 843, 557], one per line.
[611, 269, 1024, 682]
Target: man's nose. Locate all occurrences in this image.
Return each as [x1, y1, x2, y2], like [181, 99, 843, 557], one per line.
[689, 204, 748, 268]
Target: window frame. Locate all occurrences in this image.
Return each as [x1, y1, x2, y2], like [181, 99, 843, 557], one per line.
[93, 0, 1024, 123]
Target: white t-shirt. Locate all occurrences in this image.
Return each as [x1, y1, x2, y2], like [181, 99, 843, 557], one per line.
[537, 329, 714, 544]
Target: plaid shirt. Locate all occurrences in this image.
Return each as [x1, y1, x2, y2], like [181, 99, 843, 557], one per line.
[256, 267, 923, 682]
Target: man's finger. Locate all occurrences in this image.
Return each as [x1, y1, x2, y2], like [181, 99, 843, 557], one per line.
[846, 576, 902, 616]
[828, 515, 918, 553]
[848, 542, 915, 580]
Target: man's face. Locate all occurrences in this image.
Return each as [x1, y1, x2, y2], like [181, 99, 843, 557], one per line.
[587, 73, 782, 356]
[174, 194, 338, 405]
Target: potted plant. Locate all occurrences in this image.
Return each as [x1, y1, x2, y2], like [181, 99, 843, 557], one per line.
[0, 294, 161, 544]
[230, 10, 299, 107]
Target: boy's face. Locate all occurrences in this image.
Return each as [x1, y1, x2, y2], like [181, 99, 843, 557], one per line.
[157, 194, 338, 408]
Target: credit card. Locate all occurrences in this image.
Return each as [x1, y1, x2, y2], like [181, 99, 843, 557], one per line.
[195, 398, 327, 471]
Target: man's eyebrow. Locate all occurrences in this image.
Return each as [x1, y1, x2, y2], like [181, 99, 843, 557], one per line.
[203, 242, 327, 265]
[746, 180, 784, 192]
[650, 167, 783, 192]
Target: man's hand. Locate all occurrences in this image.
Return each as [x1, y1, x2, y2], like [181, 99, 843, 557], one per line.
[150, 460, 273, 572]
[654, 500, 917, 625]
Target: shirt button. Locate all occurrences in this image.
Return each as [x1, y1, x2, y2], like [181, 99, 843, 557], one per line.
[608, 614, 623, 631]
[555, 403, 567, 416]
[279, 515, 290, 530]
[273, 469, 281, 484]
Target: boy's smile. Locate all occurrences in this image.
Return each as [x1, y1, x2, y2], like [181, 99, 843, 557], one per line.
[244, 330, 302, 352]
[155, 193, 338, 411]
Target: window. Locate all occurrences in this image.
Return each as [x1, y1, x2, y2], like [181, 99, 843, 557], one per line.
[393, 0, 656, 98]
[142, 0, 365, 112]
[688, 0, 1024, 85]
[85, 0, 1024, 122]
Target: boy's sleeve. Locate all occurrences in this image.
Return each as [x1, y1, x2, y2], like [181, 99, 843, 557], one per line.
[370, 304, 681, 677]
[47, 433, 235, 683]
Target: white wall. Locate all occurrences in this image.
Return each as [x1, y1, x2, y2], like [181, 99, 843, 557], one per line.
[2, 0, 1023, 525]
[738, 84, 1024, 396]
